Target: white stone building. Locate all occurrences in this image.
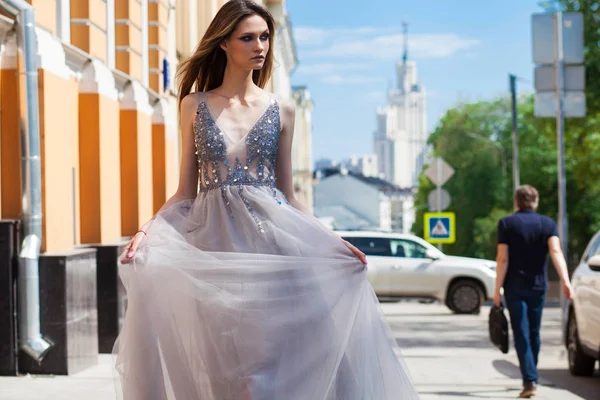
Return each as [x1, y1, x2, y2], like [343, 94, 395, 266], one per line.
[374, 35, 428, 188]
[313, 169, 415, 233]
[340, 154, 379, 178]
[264, 2, 314, 211]
[292, 86, 314, 212]
[264, 0, 297, 101]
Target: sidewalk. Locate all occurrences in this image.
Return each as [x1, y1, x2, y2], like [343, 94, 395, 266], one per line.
[388, 302, 599, 399]
[1, 302, 598, 400]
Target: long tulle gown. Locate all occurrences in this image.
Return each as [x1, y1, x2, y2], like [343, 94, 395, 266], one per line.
[114, 92, 420, 399]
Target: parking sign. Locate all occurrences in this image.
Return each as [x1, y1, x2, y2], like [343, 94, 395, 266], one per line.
[424, 212, 456, 244]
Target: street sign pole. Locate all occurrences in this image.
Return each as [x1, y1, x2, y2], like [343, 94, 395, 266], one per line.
[555, 12, 568, 262]
[436, 157, 443, 250]
[510, 74, 520, 193]
[554, 11, 569, 328]
[424, 157, 455, 251]
[532, 11, 584, 332]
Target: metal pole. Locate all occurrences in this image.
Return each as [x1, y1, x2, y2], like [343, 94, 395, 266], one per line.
[554, 12, 568, 323]
[555, 12, 568, 260]
[0, 0, 53, 362]
[436, 157, 443, 251]
[510, 74, 520, 193]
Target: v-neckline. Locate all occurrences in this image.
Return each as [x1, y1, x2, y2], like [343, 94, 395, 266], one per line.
[204, 95, 273, 146]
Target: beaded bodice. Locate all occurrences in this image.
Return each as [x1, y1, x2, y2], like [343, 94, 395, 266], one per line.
[193, 93, 283, 231]
[193, 94, 280, 192]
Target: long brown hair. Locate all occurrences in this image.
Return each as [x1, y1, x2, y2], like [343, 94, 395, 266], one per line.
[176, 0, 275, 107]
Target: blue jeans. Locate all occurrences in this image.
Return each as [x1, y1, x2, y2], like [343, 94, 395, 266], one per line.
[504, 288, 545, 384]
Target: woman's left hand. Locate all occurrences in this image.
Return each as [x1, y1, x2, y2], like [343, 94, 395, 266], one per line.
[342, 239, 367, 264]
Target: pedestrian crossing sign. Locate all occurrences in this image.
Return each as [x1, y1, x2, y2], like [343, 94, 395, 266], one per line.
[424, 212, 456, 244]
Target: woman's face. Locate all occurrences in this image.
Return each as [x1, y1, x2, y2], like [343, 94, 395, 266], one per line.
[222, 15, 270, 71]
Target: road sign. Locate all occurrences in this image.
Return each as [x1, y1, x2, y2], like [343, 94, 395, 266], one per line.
[427, 188, 451, 211]
[534, 91, 586, 118]
[424, 158, 454, 186]
[534, 65, 585, 92]
[532, 12, 586, 119]
[532, 12, 583, 64]
[424, 212, 456, 244]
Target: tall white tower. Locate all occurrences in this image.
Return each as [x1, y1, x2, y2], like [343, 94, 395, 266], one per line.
[374, 23, 428, 188]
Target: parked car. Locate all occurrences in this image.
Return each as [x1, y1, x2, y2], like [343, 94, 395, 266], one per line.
[564, 230, 600, 376]
[338, 231, 496, 314]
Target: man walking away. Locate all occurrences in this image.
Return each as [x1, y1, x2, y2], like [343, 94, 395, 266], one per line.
[493, 185, 573, 398]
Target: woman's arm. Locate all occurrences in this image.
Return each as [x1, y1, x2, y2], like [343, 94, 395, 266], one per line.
[121, 93, 200, 262]
[274, 100, 310, 216]
[275, 99, 366, 264]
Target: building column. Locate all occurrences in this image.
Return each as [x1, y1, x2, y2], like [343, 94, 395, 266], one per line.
[141, 0, 149, 87]
[35, 29, 79, 251]
[0, 28, 79, 250]
[115, 0, 143, 82]
[188, 0, 197, 51]
[106, 0, 116, 69]
[120, 82, 153, 237]
[149, 98, 178, 216]
[167, 0, 176, 93]
[26, 0, 57, 35]
[0, 33, 20, 220]
[79, 60, 122, 244]
[148, 0, 169, 94]
[56, 0, 70, 43]
[70, 0, 108, 63]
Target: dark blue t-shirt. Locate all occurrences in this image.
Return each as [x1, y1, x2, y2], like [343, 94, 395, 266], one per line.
[497, 210, 559, 291]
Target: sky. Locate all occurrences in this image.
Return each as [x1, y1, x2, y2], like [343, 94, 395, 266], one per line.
[286, 0, 547, 164]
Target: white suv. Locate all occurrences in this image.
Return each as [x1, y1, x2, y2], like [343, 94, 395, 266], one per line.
[339, 231, 497, 314]
[565, 230, 600, 376]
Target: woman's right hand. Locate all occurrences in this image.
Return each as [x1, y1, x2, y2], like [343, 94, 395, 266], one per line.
[120, 231, 147, 264]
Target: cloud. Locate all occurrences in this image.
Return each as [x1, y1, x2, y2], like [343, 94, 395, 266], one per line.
[294, 26, 480, 60]
[296, 62, 374, 75]
[293, 26, 396, 46]
[293, 27, 328, 46]
[321, 74, 384, 85]
[310, 33, 480, 59]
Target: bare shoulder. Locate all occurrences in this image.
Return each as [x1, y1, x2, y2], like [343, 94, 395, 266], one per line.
[276, 97, 295, 127]
[180, 92, 202, 115]
[278, 97, 295, 115]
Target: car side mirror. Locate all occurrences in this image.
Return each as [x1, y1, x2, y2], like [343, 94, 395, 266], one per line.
[426, 249, 440, 260]
[588, 254, 600, 271]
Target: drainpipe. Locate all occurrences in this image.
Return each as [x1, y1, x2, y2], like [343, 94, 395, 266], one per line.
[0, 0, 52, 362]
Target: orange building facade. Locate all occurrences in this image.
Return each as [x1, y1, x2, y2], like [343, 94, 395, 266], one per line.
[0, 0, 299, 255]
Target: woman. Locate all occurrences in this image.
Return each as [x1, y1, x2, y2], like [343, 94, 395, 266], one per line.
[115, 1, 419, 399]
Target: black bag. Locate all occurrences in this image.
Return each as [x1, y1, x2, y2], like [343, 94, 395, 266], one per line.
[488, 305, 509, 354]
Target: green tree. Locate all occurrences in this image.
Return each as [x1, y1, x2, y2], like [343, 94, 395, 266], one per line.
[413, 95, 599, 262]
[414, 1, 600, 263]
[413, 99, 514, 258]
[542, 0, 600, 259]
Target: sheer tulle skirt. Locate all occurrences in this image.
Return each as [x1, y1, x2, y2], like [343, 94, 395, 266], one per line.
[114, 186, 419, 399]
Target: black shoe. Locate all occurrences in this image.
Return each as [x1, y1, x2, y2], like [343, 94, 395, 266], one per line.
[518, 382, 537, 398]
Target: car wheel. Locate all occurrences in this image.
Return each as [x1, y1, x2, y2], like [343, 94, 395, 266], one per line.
[567, 311, 596, 376]
[447, 280, 483, 314]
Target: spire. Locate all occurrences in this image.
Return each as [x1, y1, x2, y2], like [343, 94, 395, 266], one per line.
[402, 22, 408, 63]
[398, 22, 409, 94]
